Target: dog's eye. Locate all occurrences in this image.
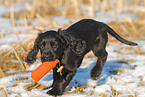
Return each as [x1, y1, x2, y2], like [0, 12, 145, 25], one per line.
[53, 44, 58, 48]
[39, 41, 46, 48]
[42, 42, 46, 47]
[52, 43, 58, 50]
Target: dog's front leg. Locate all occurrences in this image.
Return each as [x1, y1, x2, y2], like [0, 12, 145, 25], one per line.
[47, 68, 76, 96]
[47, 48, 82, 96]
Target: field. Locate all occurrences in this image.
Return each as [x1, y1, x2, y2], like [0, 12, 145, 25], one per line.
[0, 0, 145, 97]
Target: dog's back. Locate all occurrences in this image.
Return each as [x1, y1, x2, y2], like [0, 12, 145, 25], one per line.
[66, 19, 137, 46]
[66, 19, 105, 47]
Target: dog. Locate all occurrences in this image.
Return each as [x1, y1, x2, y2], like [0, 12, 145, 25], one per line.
[25, 19, 138, 96]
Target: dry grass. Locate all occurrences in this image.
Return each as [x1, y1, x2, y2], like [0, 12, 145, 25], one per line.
[1, 0, 145, 19]
[0, 84, 8, 97]
[111, 86, 123, 97]
[0, 36, 37, 72]
[0, 67, 6, 78]
[0, 0, 145, 75]
[64, 86, 87, 95]
[98, 94, 107, 97]
[23, 82, 46, 91]
[126, 85, 137, 97]
[0, 1, 145, 96]
[108, 18, 145, 41]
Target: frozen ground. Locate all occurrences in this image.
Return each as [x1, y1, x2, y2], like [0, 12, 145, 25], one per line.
[0, 2, 145, 97]
[0, 40, 145, 97]
[0, 2, 139, 45]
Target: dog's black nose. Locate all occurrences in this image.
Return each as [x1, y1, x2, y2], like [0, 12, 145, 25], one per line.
[41, 51, 55, 62]
[42, 51, 52, 57]
[43, 52, 50, 57]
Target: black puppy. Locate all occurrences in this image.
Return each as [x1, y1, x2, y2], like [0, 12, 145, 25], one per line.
[25, 19, 137, 96]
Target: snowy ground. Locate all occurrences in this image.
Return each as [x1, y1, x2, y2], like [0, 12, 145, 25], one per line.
[0, 40, 145, 97]
[0, 2, 140, 45]
[0, 2, 145, 97]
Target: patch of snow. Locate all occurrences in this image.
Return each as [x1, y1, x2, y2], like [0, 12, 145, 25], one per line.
[94, 12, 138, 23]
[27, 60, 42, 71]
[0, 40, 145, 97]
[63, 94, 89, 97]
[0, 44, 12, 51]
[53, 16, 70, 25]
[0, 72, 31, 87]
[0, 4, 6, 16]
[0, 2, 145, 96]
[87, 78, 97, 87]
[95, 84, 111, 93]
[0, 33, 36, 44]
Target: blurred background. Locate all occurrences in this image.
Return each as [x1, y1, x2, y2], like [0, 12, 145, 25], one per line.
[0, 0, 145, 96]
[0, 0, 145, 79]
[0, 0, 145, 71]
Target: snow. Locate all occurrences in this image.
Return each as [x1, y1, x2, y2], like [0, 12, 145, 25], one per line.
[1, 41, 145, 96]
[0, 2, 145, 97]
[0, 44, 12, 51]
[95, 84, 111, 93]
[0, 33, 35, 44]
[94, 11, 138, 23]
[53, 16, 70, 25]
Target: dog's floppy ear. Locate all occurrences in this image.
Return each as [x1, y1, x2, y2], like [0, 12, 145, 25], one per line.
[25, 34, 40, 64]
[70, 39, 86, 56]
[58, 28, 86, 56]
[58, 28, 69, 44]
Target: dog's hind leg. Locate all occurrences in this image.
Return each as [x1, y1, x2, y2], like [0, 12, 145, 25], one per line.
[91, 34, 108, 80]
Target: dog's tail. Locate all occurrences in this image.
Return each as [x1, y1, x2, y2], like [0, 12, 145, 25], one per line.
[106, 24, 138, 46]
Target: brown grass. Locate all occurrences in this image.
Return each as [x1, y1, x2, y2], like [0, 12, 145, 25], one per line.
[63, 86, 87, 94]
[0, 67, 6, 78]
[111, 86, 123, 97]
[0, 0, 145, 91]
[0, 0, 145, 96]
[0, 36, 36, 72]
[108, 18, 145, 41]
[126, 85, 137, 97]
[0, 0, 145, 74]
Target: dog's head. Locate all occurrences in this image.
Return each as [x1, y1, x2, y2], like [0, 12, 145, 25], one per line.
[25, 30, 63, 63]
[25, 29, 86, 64]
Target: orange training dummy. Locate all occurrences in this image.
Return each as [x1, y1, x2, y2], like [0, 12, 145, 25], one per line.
[31, 59, 59, 81]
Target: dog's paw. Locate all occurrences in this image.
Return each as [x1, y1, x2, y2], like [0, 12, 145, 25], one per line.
[46, 88, 63, 96]
[43, 86, 53, 92]
[25, 57, 36, 64]
[90, 70, 102, 80]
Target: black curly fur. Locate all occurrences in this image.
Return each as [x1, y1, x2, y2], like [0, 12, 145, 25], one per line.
[25, 36, 39, 64]
[25, 19, 138, 96]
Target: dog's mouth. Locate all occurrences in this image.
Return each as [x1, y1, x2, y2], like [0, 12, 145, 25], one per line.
[41, 57, 55, 62]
